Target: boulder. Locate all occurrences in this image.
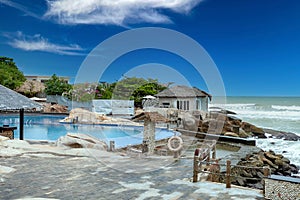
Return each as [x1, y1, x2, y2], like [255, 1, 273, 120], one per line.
[42, 103, 68, 113]
[224, 132, 239, 137]
[182, 115, 199, 132]
[263, 128, 300, 141]
[225, 150, 299, 190]
[200, 120, 209, 133]
[238, 128, 250, 138]
[264, 151, 278, 161]
[56, 133, 108, 151]
[0, 135, 9, 142]
[241, 122, 266, 138]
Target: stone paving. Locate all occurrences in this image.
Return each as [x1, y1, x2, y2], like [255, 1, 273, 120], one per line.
[0, 146, 264, 200]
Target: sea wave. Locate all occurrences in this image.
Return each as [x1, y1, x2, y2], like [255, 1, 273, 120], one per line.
[209, 103, 256, 109]
[272, 105, 300, 111]
[210, 103, 300, 121]
[235, 110, 300, 121]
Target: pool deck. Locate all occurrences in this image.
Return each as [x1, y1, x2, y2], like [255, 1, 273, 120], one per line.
[0, 138, 263, 200]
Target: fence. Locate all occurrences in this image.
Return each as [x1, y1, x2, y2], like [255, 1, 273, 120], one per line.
[47, 95, 134, 115]
[193, 147, 270, 190]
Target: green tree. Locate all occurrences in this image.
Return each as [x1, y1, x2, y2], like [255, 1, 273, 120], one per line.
[45, 74, 72, 95]
[0, 56, 26, 90]
[96, 82, 116, 99]
[113, 77, 166, 107]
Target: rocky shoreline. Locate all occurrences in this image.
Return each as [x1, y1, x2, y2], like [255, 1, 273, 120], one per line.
[181, 110, 300, 141]
[226, 150, 299, 190]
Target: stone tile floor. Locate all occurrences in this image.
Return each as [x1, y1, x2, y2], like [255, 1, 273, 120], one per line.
[0, 150, 263, 200]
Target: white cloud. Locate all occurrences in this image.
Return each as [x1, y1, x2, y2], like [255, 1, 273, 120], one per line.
[0, 0, 42, 18]
[6, 31, 85, 56]
[44, 0, 203, 25]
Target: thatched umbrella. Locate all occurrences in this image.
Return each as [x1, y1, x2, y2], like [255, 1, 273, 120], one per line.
[0, 84, 41, 111]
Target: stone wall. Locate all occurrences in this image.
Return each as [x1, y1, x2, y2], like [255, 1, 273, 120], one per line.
[264, 176, 300, 200]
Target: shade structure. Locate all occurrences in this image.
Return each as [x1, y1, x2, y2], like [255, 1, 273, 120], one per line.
[0, 84, 42, 111]
[143, 95, 156, 99]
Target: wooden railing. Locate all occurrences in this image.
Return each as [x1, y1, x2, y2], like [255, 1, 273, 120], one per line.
[193, 147, 270, 189]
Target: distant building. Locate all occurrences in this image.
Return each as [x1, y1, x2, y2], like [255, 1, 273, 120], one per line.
[155, 85, 211, 112]
[25, 75, 70, 83]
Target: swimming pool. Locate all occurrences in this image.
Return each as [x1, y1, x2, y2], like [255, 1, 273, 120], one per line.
[0, 114, 176, 147]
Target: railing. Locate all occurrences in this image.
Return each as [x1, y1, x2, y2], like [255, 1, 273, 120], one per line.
[192, 141, 217, 182]
[193, 147, 271, 190]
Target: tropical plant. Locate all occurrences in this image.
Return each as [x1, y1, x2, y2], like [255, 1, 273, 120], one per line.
[112, 77, 166, 107]
[44, 74, 72, 95]
[0, 56, 26, 90]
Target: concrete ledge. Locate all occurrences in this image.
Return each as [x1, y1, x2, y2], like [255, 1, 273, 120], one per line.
[269, 175, 300, 184]
[176, 129, 256, 146]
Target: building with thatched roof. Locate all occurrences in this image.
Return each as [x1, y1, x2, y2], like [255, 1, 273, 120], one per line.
[0, 84, 42, 111]
[155, 85, 211, 112]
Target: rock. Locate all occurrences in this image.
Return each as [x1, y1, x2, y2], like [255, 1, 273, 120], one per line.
[182, 116, 199, 132]
[264, 151, 278, 161]
[283, 169, 292, 176]
[281, 157, 290, 164]
[290, 164, 299, 174]
[221, 121, 232, 133]
[263, 128, 300, 141]
[224, 132, 239, 137]
[274, 159, 284, 167]
[225, 149, 299, 190]
[256, 171, 264, 179]
[262, 157, 278, 169]
[249, 183, 263, 190]
[42, 103, 68, 113]
[56, 133, 108, 151]
[62, 108, 139, 126]
[238, 128, 249, 138]
[0, 136, 9, 142]
[236, 178, 245, 186]
[241, 122, 266, 138]
[0, 165, 16, 174]
[242, 170, 253, 178]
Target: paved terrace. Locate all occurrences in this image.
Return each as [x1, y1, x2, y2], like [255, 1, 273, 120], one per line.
[0, 139, 263, 200]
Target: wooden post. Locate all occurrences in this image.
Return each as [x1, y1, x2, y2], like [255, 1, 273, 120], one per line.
[19, 108, 24, 140]
[226, 160, 231, 188]
[263, 166, 270, 177]
[212, 143, 216, 159]
[193, 149, 200, 182]
[263, 166, 270, 196]
[109, 141, 115, 152]
[207, 149, 211, 163]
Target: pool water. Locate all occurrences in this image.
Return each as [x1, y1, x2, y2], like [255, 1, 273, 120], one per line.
[0, 115, 176, 147]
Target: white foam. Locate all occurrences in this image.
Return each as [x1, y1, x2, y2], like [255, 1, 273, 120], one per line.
[272, 105, 300, 111]
[210, 103, 256, 109]
[256, 138, 300, 169]
[210, 103, 300, 121]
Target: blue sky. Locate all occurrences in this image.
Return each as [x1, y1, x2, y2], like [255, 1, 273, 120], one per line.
[0, 0, 300, 96]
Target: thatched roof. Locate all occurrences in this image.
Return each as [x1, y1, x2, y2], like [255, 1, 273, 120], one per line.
[155, 85, 212, 100]
[0, 84, 42, 111]
[132, 112, 168, 122]
[16, 80, 45, 94]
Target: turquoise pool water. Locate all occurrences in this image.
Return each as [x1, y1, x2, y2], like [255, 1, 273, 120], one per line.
[0, 115, 176, 147]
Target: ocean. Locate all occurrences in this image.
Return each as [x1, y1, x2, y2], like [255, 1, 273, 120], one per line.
[210, 96, 300, 171]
